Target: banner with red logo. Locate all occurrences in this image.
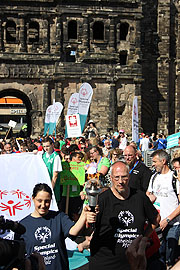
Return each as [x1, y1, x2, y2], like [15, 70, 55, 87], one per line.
[0, 153, 58, 222]
[66, 114, 81, 138]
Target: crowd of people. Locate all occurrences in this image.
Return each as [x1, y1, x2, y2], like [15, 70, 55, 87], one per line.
[0, 122, 180, 270]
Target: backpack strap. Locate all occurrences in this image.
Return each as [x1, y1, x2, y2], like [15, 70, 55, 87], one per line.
[172, 175, 179, 201]
[152, 171, 179, 202]
[151, 172, 159, 192]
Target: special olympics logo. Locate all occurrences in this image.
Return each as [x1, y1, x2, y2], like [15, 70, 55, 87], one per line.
[0, 189, 31, 217]
[35, 226, 51, 243]
[80, 88, 87, 96]
[71, 98, 78, 105]
[118, 210, 134, 227]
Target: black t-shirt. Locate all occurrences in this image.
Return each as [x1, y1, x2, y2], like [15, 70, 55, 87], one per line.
[89, 188, 158, 270]
[19, 211, 74, 270]
[128, 161, 152, 192]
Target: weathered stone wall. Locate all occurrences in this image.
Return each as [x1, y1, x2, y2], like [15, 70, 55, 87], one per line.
[0, 0, 144, 137]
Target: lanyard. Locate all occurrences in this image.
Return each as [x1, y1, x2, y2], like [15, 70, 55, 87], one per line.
[97, 156, 102, 166]
[129, 161, 139, 174]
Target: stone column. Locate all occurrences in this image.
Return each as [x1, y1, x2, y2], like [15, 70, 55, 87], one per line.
[109, 82, 117, 130]
[19, 16, 27, 52]
[82, 15, 89, 50]
[42, 19, 49, 53]
[55, 81, 63, 102]
[55, 81, 65, 129]
[43, 83, 49, 116]
[0, 18, 3, 51]
[157, 0, 170, 134]
[55, 17, 61, 54]
[109, 17, 115, 51]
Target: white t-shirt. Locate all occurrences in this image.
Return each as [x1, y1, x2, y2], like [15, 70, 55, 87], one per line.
[147, 170, 180, 224]
[140, 137, 149, 151]
[119, 136, 127, 150]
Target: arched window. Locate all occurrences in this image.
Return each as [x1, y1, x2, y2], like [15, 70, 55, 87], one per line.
[120, 51, 127, 65]
[93, 21, 104, 40]
[28, 21, 39, 43]
[120, 23, 129, 41]
[68, 20, 77, 40]
[6, 20, 16, 43]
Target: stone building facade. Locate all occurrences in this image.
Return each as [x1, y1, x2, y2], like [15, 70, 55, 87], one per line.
[0, 0, 178, 137]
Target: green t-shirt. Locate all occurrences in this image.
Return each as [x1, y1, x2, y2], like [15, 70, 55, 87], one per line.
[42, 151, 61, 202]
[98, 157, 111, 172]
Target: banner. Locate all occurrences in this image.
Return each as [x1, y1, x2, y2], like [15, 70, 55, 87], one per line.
[78, 83, 93, 132]
[66, 114, 82, 138]
[167, 132, 180, 149]
[132, 96, 139, 143]
[67, 93, 79, 115]
[44, 101, 63, 136]
[0, 153, 58, 222]
[60, 161, 85, 186]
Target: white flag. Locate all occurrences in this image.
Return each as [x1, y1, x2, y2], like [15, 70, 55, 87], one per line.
[132, 96, 139, 143]
[78, 83, 93, 115]
[67, 93, 79, 115]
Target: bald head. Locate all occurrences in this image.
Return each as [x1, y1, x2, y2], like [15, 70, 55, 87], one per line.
[111, 161, 129, 176]
[110, 161, 130, 197]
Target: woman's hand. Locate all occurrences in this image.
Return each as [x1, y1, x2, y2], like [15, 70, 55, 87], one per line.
[83, 205, 98, 225]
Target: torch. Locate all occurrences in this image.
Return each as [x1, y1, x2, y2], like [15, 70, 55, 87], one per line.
[85, 179, 101, 228]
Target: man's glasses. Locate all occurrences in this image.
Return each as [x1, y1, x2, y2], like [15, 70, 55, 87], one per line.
[123, 154, 134, 158]
[112, 175, 128, 181]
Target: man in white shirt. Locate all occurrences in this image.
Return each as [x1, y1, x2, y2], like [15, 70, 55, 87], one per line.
[139, 134, 149, 157]
[146, 150, 180, 268]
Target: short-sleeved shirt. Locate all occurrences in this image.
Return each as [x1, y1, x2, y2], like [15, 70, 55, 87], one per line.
[97, 157, 111, 172]
[89, 188, 158, 270]
[147, 170, 180, 224]
[19, 211, 74, 270]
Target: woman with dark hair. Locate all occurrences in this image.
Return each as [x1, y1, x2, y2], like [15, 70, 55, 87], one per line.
[84, 120, 98, 139]
[19, 183, 96, 270]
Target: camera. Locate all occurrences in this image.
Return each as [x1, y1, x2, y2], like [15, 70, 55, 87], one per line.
[0, 215, 26, 270]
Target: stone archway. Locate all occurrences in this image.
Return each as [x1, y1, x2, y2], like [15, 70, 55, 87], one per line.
[0, 89, 32, 137]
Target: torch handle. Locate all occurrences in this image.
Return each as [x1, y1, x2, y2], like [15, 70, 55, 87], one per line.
[89, 205, 96, 229]
[90, 206, 96, 212]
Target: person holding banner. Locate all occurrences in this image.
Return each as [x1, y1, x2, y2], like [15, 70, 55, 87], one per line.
[19, 183, 97, 270]
[42, 137, 62, 203]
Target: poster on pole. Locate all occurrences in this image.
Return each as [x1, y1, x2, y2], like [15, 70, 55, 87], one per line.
[67, 93, 79, 115]
[132, 96, 139, 143]
[66, 114, 81, 138]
